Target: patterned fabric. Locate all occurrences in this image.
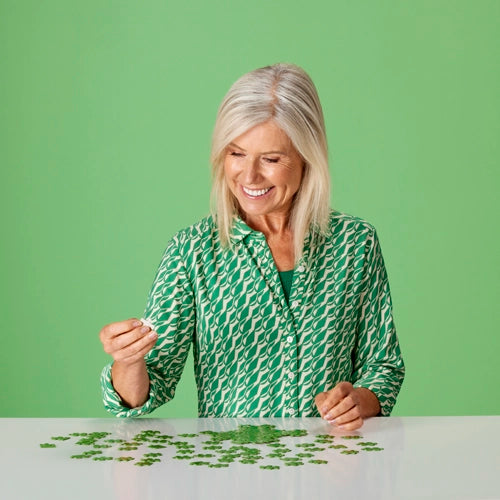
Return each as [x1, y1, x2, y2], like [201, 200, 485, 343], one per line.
[101, 211, 404, 418]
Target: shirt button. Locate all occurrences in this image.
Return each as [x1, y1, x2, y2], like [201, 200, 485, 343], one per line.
[287, 408, 296, 416]
[287, 372, 294, 380]
[297, 265, 305, 273]
[291, 300, 299, 308]
[286, 336, 294, 343]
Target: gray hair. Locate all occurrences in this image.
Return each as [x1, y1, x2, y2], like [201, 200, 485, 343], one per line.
[210, 63, 331, 263]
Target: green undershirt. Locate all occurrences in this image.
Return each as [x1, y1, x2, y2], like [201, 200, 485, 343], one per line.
[278, 269, 294, 304]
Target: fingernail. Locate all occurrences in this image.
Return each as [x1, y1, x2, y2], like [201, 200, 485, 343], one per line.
[148, 331, 158, 339]
[140, 326, 150, 334]
[325, 413, 333, 420]
[321, 406, 328, 414]
[328, 419, 336, 425]
[133, 320, 142, 327]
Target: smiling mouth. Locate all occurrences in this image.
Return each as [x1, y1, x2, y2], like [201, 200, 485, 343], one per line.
[242, 186, 273, 197]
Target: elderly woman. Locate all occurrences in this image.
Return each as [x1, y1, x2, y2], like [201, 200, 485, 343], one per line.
[99, 63, 404, 430]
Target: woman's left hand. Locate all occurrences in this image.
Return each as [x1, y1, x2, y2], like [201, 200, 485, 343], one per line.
[314, 382, 381, 430]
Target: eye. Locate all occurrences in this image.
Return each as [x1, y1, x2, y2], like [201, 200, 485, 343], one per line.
[230, 151, 244, 157]
[263, 157, 279, 164]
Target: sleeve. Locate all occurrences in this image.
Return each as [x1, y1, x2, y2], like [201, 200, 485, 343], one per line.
[351, 227, 405, 416]
[100, 235, 196, 417]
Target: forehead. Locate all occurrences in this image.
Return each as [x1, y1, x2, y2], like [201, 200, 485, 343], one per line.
[231, 121, 293, 153]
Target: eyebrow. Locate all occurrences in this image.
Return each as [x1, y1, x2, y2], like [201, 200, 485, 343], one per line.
[228, 142, 287, 156]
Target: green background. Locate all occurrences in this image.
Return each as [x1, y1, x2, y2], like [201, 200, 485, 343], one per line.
[1, 1, 499, 418]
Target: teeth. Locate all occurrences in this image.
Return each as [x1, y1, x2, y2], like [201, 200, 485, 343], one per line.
[243, 186, 272, 197]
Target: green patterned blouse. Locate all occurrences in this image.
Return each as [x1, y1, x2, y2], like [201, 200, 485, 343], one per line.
[101, 211, 404, 418]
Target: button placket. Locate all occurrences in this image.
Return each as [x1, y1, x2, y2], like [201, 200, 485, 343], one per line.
[283, 326, 298, 414]
[288, 260, 306, 308]
[247, 235, 287, 315]
[279, 257, 303, 416]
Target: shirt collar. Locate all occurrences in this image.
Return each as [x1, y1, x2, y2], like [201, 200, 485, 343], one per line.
[229, 215, 313, 247]
[229, 216, 264, 244]
[228, 215, 315, 269]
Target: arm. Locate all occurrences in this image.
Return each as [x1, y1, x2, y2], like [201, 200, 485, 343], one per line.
[111, 359, 150, 409]
[100, 318, 157, 409]
[100, 236, 196, 417]
[351, 227, 405, 415]
[315, 227, 405, 429]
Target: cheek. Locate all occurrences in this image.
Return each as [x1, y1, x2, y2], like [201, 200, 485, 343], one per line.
[223, 159, 237, 179]
[276, 169, 302, 192]
[291, 165, 304, 191]
[223, 161, 232, 183]
[223, 162, 238, 194]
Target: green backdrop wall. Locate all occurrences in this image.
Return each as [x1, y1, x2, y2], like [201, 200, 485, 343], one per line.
[1, 0, 499, 418]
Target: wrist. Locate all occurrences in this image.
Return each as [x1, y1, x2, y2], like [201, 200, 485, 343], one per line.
[112, 357, 146, 372]
[354, 387, 381, 418]
[111, 359, 150, 408]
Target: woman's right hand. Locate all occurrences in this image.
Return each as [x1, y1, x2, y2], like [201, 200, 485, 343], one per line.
[99, 318, 158, 366]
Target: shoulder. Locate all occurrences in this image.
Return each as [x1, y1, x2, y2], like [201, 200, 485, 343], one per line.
[166, 215, 220, 256]
[327, 210, 377, 238]
[322, 211, 386, 264]
[173, 215, 217, 241]
[310, 210, 380, 257]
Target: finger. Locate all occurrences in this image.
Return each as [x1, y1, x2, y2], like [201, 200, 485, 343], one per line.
[314, 392, 328, 414]
[114, 331, 158, 363]
[123, 334, 158, 363]
[316, 390, 342, 418]
[319, 382, 353, 417]
[111, 325, 152, 352]
[100, 318, 142, 343]
[336, 417, 363, 431]
[330, 404, 360, 426]
[324, 394, 356, 421]
[123, 339, 158, 364]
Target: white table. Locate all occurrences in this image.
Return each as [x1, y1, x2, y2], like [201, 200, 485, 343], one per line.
[1, 417, 498, 499]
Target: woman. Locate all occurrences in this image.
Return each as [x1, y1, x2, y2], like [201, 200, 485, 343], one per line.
[99, 63, 404, 430]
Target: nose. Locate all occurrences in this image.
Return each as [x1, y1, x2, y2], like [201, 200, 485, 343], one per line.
[241, 157, 261, 185]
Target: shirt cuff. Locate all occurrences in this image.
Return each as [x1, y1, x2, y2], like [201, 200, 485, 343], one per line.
[100, 363, 158, 417]
[353, 378, 399, 416]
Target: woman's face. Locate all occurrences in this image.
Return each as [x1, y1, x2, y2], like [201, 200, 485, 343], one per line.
[224, 120, 304, 222]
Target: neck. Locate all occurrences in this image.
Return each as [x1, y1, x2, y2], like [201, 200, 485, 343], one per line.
[244, 213, 291, 239]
